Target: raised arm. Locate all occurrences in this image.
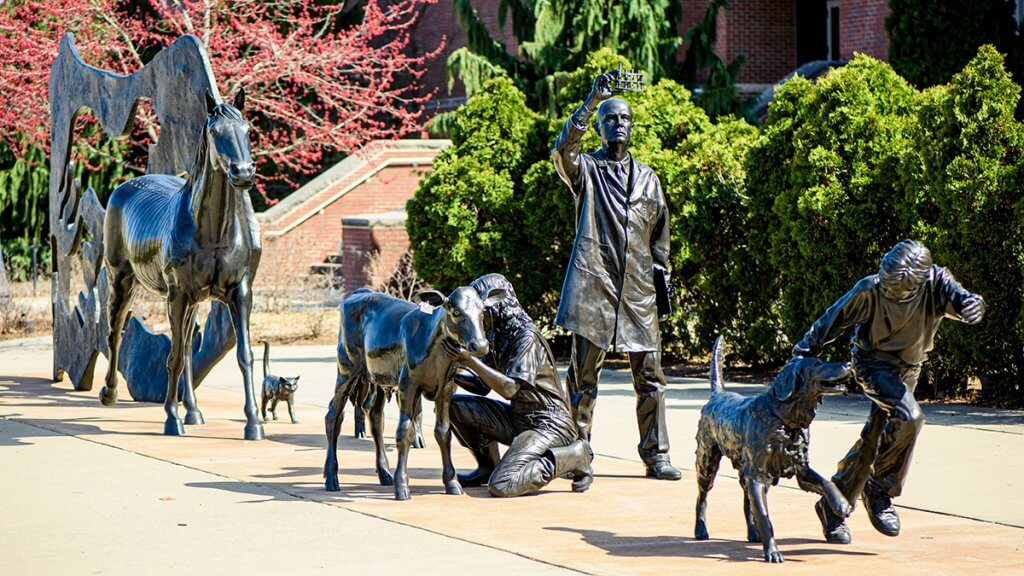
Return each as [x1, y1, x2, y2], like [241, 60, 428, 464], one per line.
[792, 278, 875, 358]
[551, 73, 615, 193]
[935, 266, 986, 324]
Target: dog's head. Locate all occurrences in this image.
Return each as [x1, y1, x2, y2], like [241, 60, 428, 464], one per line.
[769, 357, 852, 428]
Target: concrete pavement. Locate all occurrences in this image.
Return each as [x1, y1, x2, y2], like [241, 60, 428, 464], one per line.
[2, 337, 1023, 574]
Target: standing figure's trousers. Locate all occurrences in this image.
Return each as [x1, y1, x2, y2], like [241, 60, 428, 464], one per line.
[832, 355, 925, 505]
[566, 333, 671, 464]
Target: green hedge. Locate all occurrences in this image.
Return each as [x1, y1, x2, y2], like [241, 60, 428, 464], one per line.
[747, 55, 920, 355]
[908, 46, 1024, 396]
[886, 0, 1017, 88]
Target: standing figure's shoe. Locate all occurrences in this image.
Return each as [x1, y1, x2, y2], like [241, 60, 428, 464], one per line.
[644, 460, 682, 481]
[864, 491, 901, 537]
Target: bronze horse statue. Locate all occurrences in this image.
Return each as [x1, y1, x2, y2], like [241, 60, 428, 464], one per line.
[100, 89, 265, 440]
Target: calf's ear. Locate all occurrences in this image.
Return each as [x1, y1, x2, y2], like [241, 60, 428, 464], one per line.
[412, 290, 448, 311]
[484, 287, 507, 307]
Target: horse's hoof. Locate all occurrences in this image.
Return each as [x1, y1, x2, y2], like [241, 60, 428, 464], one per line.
[394, 485, 411, 501]
[184, 410, 205, 426]
[99, 386, 118, 406]
[445, 482, 464, 496]
[695, 521, 710, 541]
[244, 422, 265, 441]
[413, 434, 426, 449]
[164, 418, 185, 436]
[326, 476, 341, 492]
[378, 469, 395, 486]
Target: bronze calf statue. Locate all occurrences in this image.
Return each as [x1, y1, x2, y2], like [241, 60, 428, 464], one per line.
[694, 337, 853, 563]
[101, 90, 265, 440]
[325, 285, 506, 500]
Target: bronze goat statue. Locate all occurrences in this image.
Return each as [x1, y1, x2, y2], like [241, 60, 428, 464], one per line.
[325, 285, 505, 500]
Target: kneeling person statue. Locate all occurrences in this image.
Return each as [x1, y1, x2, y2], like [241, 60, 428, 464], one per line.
[444, 273, 593, 497]
[795, 240, 985, 544]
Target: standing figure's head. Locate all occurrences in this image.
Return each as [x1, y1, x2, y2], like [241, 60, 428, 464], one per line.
[593, 97, 633, 152]
[878, 240, 933, 302]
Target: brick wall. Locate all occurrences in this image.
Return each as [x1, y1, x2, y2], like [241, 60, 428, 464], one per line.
[341, 218, 411, 294]
[256, 142, 447, 289]
[410, 0, 520, 107]
[839, 0, 889, 60]
[678, 0, 798, 85]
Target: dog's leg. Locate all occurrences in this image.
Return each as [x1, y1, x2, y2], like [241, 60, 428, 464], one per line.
[798, 467, 852, 517]
[745, 476, 783, 563]
[694, 438, 721, 540]
[740, 474, 760, 543]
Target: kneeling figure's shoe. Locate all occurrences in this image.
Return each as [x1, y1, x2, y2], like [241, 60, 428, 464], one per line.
[816, 498, 852, 544]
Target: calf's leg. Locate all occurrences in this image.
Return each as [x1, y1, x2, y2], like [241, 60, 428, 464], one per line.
[433, 382, 463, 495]
[393, 377, 420, 501]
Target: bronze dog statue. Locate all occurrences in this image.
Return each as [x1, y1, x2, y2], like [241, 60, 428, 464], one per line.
[694, 337, 853, 563]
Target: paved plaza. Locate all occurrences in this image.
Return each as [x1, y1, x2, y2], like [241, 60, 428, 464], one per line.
[2, 336, 1023, 575]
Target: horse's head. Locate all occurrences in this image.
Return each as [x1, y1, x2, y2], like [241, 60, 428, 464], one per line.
[204, 89, 254, 190]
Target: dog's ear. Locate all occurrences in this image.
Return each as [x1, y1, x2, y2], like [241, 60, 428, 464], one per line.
[770, 360, 801, 402]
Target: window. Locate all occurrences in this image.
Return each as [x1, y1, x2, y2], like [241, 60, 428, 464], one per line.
[826, 0, 840, 60]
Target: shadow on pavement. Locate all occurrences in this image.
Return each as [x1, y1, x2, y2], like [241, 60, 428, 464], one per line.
[544, 527, 876, 562]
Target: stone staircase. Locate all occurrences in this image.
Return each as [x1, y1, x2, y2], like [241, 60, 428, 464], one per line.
[309, 252, 343, 288]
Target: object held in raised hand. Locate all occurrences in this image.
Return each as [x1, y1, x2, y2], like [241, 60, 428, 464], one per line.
[611, 64, 644, 93]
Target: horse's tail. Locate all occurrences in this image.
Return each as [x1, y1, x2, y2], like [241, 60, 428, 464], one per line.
[710, 336, 725, 395]
[258, 340, 270, 379]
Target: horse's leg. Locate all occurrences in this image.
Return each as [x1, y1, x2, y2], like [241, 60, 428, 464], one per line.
[100, 264, 136, 406]
[181, 306, 204, 425]
[163, 294, 188, 436]
[433, 381, 463, 496]
[394, 371, 420, 501]
[227, 280, 264, 440]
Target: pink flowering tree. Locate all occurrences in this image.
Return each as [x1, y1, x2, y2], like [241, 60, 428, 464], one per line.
[0, 0, 441, 200]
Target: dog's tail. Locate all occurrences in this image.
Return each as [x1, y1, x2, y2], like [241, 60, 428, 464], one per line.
[710, 336, 725, 394]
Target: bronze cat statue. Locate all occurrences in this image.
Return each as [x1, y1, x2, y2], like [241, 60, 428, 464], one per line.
[259, 340, 299, 423]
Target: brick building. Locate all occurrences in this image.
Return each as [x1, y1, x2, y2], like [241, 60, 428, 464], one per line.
[410, 0, 890, 101]
[256, 140, 450, 292]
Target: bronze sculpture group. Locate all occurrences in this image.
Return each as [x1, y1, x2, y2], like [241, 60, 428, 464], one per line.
[47, 37, 988, 562]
